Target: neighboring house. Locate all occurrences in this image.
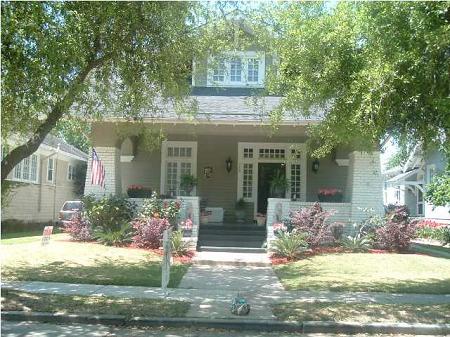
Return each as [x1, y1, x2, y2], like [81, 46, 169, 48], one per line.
[84, 40, 385, 250]
[2, 134, 88, 223]
[383, 144, 449, 221]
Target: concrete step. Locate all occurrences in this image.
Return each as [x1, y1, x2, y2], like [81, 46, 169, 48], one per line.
[199, 234, 266, 242]
[198, 245, 266, 253]
[198, 238, 265, 248]
[200, 225, 266, 232]
[199, 229, 266, 236]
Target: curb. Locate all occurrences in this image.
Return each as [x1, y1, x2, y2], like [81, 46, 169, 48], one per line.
[3, 311, 450, 335]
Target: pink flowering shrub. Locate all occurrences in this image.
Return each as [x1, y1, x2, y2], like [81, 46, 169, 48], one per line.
[180, 218, 193, 231]
[131, 217, 170, 249]
[63, 215, 93, 241]
[289, 202, 335, 247]
[375, 206, 416, 251]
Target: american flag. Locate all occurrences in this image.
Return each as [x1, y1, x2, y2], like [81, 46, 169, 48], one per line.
[90, 149, 105, 188]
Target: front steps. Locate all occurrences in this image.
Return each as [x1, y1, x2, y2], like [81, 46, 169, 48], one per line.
[197, 223, 266, 253]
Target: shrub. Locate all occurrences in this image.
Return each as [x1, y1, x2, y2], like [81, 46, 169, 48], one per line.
[141, 192, 181, 225]
[341, 223, 373, 252]
[171, 230, 190, 256]
[271, 231, 308, 260]
[94, 223, 133, 246]
[437, 226, 450, 245]
[375, 206, 416, 251]
[330, 223, 344, 241]
[131, 217, 170, 249]
[288, 202, 335, 247]
[84, 195, 136, 231]
[63, 216, 93, 241]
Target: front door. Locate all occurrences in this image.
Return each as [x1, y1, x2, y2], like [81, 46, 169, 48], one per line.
[257, 163, 286, 214]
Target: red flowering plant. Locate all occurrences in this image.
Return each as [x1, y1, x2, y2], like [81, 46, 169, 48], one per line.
[127, 184, 152, 198]
[317, 188, 343, 202]
[415, 219, 449, 244]
[141, 191, 181, 225]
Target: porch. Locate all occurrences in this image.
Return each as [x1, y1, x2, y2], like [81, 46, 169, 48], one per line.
[84, 122, 384, 250]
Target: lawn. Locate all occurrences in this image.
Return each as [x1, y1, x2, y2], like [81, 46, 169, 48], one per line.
[1, 289, 189, 318]
[1, 232, 66, 245]
[2, 235, 190, 288]
[272, 302, 450, 324]
[273, 253, 450, 294]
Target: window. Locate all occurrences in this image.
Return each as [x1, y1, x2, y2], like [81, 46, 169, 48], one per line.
[291, 164, 301, 199]
[243, 163, 253, 198]
[207, 52, 265, 87]
[417, 185, 424, 216]
[230, 58, 242, 82]
[247, 58, 259, 82]
[11, 154, 39, 183]
[67, 164, 76, 181]
[212, 59, 225, 82]
[161, 141, 197, 197]
[47, 158, 54, 182]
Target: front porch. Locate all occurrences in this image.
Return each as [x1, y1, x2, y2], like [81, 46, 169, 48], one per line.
[84, 123, 384, 250]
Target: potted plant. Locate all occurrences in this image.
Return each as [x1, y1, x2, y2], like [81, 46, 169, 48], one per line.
[127, 185, 152, 198]
[270, 172, 289, 198]
[256, 213, 266, 226]
[180, 174, 197, 196]
[235, 198, 246, 223]
[317, 188, 343, 202]
[181, 218, 193, 237]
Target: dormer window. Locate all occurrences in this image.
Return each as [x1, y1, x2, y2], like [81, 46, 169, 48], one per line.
[207, 51, 265, 87]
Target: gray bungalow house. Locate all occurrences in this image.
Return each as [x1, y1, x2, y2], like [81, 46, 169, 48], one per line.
[84, 49, 384, 250]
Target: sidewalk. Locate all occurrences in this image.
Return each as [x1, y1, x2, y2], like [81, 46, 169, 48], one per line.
[3, 280, 450, 320]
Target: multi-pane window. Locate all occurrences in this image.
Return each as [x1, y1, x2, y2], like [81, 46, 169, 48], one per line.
[12, 154, 38, 183]
[166, 162, 178, 196]
[47, 158, 54, 182]
[243, 163, 253, 198]
[243, 148, 253, 159]
[230, 58, 242, 82]
[247, 58, 259, 82]
[212, 59, 225, 82]
[259, 148, 285, 159]
[291, 164, 301, 200]
[68, 164, 76, 181]
[162, 142, 197, 197]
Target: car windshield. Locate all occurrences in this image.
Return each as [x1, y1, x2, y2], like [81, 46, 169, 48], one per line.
[62, 201, 82, 211]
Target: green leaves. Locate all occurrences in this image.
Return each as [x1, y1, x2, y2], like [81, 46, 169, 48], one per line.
[268, 2, 450, 156]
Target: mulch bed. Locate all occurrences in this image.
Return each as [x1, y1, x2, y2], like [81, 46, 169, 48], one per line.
[270, 247, 392, 265]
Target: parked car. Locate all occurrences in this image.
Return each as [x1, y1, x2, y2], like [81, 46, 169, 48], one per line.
[59, 200, 84, 225]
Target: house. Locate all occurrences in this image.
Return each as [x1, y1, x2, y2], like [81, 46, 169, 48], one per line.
[2, 134, 88, 224]
[384, 144, 449, 221]
[83, 42, 385, 250]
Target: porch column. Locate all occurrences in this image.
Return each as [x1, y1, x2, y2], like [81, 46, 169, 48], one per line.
[84, 147, 122, 197]
[346, 151, 384, 225]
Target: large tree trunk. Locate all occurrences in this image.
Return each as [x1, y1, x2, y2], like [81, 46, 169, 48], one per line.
[1, 56, 107, 184]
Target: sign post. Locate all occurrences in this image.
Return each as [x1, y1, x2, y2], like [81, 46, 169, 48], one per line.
[41, 226, 54, 246]
[161, 228, 172, 297]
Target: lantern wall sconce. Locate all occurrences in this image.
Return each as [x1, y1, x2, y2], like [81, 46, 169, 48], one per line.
[225, 157, 233, 173]
[312, 159, 320, 173]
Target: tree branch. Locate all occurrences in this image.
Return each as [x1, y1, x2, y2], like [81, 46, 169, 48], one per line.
[1, 55, 110, 183]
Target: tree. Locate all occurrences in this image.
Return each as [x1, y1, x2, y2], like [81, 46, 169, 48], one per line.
[1, 1, 198, 183]
[426, 170, 450, 207]
[52, 118, 91, 154]
[268, 2, 450, 157]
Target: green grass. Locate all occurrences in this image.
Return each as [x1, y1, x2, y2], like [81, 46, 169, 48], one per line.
[2, 235, 190, 288]
[273, 253, 450, 294]
[1, 289, 189, 318]
[272, 302, 450, 324]
[1, 231, 65, 245]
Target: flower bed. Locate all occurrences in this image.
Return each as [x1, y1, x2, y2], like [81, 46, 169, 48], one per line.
[415, 220, 450, 245]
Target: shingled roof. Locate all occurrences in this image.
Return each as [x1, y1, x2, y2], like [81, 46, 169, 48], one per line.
[43, 134, 88, 161]
[137, 88, 323, 124]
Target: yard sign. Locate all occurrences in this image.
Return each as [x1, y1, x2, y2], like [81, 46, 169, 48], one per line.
[41, 226, 53, 246]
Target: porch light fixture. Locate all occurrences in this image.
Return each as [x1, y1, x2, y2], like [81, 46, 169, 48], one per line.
[312, 159, 320, 173]
[225, 157, 233, 173]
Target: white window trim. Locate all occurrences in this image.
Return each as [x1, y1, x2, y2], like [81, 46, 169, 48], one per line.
[426, 164, 436, 185]
[160, 141, 198, 196]
[207, 51, 265, 88]
[237, 142, 307, 217]
[11, 154, 40, 184]
[67, 164, 75, 181]
[47, 157, 55, 183]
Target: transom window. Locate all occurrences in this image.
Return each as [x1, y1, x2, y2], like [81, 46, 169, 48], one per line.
[161, 141, 197, 197]
[259, 148, 285, 159]
[13, 154, 39, 183]
[207, 51, 265, 87]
